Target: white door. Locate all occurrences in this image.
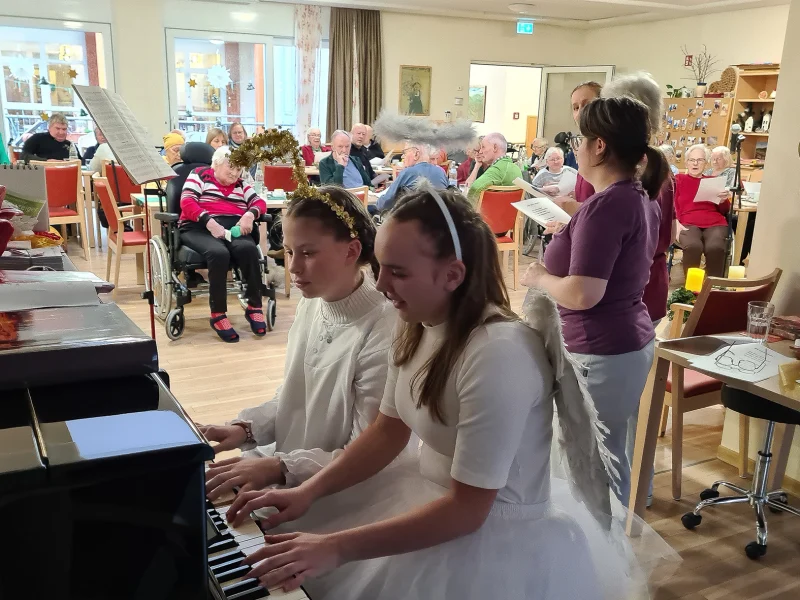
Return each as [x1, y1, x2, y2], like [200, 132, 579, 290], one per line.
[537, 66, 614, 141]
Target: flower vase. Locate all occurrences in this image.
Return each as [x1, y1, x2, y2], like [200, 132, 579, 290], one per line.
[695, 83, 707, 98]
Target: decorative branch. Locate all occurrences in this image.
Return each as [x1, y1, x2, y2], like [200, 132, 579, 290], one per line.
[682, 44, 720, 84]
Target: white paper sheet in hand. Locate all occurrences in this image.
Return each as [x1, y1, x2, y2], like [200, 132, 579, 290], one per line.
[688, 342, 795, 383]
[512, 178, 572, 227]
[556, 169, 577, 196]
[694, 176, 727, 204]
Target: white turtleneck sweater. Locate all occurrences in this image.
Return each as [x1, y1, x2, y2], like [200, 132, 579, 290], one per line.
[237, 276, 395, 486]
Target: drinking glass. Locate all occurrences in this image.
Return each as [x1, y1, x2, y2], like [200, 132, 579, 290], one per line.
[747, 301, 775, 344]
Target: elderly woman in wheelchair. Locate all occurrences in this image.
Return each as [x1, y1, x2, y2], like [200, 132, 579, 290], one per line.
[177, 146, 269, 342]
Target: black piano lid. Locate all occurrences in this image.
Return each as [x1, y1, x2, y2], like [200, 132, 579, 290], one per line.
[0, 303, 158, 390]
[0, 389, 46, 492]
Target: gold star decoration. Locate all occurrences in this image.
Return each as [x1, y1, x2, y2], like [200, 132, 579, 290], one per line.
[67, 68, 78, 79]
[188, 79, 197, 88]
[40, 112, 49, 121]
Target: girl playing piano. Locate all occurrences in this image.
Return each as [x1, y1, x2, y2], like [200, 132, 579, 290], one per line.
[225, 187, 678, 599]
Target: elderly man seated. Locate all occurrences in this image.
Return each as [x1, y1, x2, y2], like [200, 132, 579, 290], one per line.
[300, 127, 330, 166]
[88, 128, 116, 173]
[21, 113, 81, 162]
[178, 146, 267, 343]
[319, 130, 372, 189]
[350, 123, 377, 180]
[466, 132, 521, 205]
[364, 124, 385, 159]
[377, 142, 449, 212]
[530, 147, 578, 195]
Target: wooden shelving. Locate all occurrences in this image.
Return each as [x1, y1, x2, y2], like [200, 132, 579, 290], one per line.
[727, 64, 779, 163]
[737, 99, 776, 103]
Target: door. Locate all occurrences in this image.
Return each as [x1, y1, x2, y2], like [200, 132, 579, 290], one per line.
[537, 66, 614, 141]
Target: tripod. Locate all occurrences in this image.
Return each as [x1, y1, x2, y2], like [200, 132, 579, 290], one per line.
[724, 134, 745, 274]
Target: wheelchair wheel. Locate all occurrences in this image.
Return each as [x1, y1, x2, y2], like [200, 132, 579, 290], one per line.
[149, 236, 172, 320]
[266, 298, 277, 332]
[165, 308, 185, 340]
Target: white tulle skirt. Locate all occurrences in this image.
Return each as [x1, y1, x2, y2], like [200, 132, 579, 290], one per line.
[259, 454, 680, 600]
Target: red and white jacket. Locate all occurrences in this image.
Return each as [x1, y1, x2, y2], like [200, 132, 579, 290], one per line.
[179, 167, 266, 226]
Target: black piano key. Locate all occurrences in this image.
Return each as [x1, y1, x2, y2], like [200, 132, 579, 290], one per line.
[227, 585, 270, 600]
[222, 578, 260, 596]
[210, 556, 246, 575]
[209, 536, 238, 553]
[208, 549, 245, 568]
[215, 564, 251, 583]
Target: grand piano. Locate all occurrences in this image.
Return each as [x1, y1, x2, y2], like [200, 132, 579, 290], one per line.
[0, 302, 310, 600]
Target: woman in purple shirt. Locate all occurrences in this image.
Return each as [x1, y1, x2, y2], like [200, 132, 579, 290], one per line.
[523, 96, 669, 507]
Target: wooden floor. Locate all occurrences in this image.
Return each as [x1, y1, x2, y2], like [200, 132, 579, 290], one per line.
[65, 233, 800, 599]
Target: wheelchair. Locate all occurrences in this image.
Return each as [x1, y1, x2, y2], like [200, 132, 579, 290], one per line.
[147, 143, 277, 340]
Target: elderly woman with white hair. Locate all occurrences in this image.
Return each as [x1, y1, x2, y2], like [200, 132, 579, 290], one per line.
[705, 145, 735, 187]
[301, 127, 330, 166]
[179, 146, 268, 342]
[659, 144, 679, 175]
[675, 143, 730, 277]
[531, 146, 578, 195]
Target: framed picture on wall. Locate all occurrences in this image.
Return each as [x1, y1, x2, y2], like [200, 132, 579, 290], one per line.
[399, 65, 432, 116]
[468, 86, 487, 123]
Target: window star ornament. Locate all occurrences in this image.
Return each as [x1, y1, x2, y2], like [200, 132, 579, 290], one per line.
[188, 78, 197, 88]
[40, 112, 49, 121]
[67, 68, 78, 79]
[207, 64, 232, 88]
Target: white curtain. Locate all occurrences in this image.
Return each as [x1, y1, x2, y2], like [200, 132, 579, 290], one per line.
[351, 33, 361, 126]
[294, 5, 323, 143]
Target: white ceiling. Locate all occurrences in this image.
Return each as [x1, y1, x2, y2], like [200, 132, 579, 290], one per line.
[252, 0, 789, 28]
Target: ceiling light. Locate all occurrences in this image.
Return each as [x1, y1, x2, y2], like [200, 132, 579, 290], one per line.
[508, 3, 537, 15]
[231, 11, 257, 23]
[63, 21, 83, 29]
[210, 39, 225, 45]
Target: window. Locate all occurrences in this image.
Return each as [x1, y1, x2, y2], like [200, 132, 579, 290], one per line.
[168, 31, 329, 141]
[0, 25, 110, 149]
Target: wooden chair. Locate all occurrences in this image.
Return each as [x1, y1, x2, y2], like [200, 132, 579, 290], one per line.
[263, 165, 298, 192]
[664, 267, 783, 499]
[748, 169, 764, 183]
[31, 160, 88, 260]
[346, 186, 369, 209]
[101, 160, 142, 213]
[94, 177, 147, 296]
[477, 186, 525, 290]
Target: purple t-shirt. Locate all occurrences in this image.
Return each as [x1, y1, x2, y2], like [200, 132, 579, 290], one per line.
[544, 179, 657, 355]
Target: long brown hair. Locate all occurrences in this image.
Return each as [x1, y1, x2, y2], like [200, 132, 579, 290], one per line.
[286, 186, 379, 279]
[206, 128, 228, 145]
[389, 190, 515, 423]
[579, 96, 669, 199]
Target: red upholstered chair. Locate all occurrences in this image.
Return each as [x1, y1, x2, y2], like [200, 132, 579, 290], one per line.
[101, 160, 142, 213]
[31, 160, 88, 260]
[263, 165, 298, 193]
[663, 267, 783, 499]
[477, 186, 524, 290]
[346, 186, 369, 209]
[94, 177, 147, 296]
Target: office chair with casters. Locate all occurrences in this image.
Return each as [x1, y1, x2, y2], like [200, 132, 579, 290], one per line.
[682, 384, 800, 559]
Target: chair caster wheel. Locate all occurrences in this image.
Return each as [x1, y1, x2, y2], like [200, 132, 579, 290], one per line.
[681, 512, 702, 530]
[769, 494, 788, 514]
[266, 298, 277, 332]
[745, 541, 767, 559]
[700, 489, 720, 501]
[166, 308, 185, 340]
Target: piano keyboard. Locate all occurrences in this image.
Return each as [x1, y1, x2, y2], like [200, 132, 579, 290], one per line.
[206, 498, 311, 600]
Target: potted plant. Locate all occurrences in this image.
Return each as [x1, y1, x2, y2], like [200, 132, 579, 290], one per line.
[666, 84, 690, 98]
[682, 45, 719, 98]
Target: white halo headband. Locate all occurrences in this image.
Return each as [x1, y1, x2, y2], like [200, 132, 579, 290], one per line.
[428, 188, 463, 262]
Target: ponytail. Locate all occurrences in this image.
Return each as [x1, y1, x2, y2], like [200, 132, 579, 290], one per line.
[641, 146, 670, 199]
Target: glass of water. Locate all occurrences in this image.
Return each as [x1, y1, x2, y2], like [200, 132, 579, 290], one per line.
[747, 301, 775, 344]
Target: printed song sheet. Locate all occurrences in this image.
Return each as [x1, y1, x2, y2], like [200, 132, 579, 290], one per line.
[512, 177, 572, 227]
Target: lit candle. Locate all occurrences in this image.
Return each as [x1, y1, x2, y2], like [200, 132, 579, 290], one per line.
[685, 267, 705, 293]
[728, 266, 746, 279]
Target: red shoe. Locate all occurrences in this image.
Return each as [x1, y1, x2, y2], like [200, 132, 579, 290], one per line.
[210, 314, 239, 343]
[244, 307, 266, 336]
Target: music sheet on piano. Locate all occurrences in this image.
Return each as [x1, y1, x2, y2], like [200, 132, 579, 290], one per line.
[73, 85, 176, 185]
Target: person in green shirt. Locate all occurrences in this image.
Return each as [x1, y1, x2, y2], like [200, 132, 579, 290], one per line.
[466, 132, 521, 205]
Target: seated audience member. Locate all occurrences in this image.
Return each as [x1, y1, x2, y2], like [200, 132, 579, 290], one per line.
[365, 124, 385, 159]
[163, 133, 185, 166]
[466, 132, 521, 204]
[377, 142, 449, 212]
[675, 144, 730, 277]
[88, 130, 116, 174]
[206, 128, 228, 150]
[319, 130, 372, 189]
[83, 127, 106, 163]
[228, 122, 248, 150]
[529, 137, 549, 174]
[456, 139, 483, 185]
[659, 144, 679, 175]
[531, 147, 578, 195]
[429, 147, 449, 174]
[171, 129, 186, 140]
[705, 146, 736, 187]
[350, 123, 377, 181]
[178, 146, 267, 342]
[21, 113, 81, 162]
[301, 128, 331, 166]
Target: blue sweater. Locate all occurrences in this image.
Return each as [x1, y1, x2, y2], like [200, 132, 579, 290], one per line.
[377, 162, 449, 211]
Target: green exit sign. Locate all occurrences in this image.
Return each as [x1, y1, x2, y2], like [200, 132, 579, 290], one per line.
[516, 20, 534, 35]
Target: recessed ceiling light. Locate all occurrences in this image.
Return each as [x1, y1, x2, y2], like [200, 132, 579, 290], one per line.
[210, 39, 225, 45]
[508, 3, 537, 15]
[63, 21, 83, 29]
[231, 11, 257, 23]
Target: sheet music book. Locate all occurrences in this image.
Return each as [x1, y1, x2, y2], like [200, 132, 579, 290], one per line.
[0, 164, 49, 232]
[512, 177, 572, 227]
[72, 85, 176, 185]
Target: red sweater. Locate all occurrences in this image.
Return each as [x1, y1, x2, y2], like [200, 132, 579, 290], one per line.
[179, 167, 266, 225]
[642, 177, 675, 322]
[674, 174, 730, 228]
[301, 144, 331, 166]
[574, 173, 595, 203]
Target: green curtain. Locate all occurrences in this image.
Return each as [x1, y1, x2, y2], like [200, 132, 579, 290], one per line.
[355, 10, 383, 127]
[0, 133, 9, 165]
[326, 8, 355, 137]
